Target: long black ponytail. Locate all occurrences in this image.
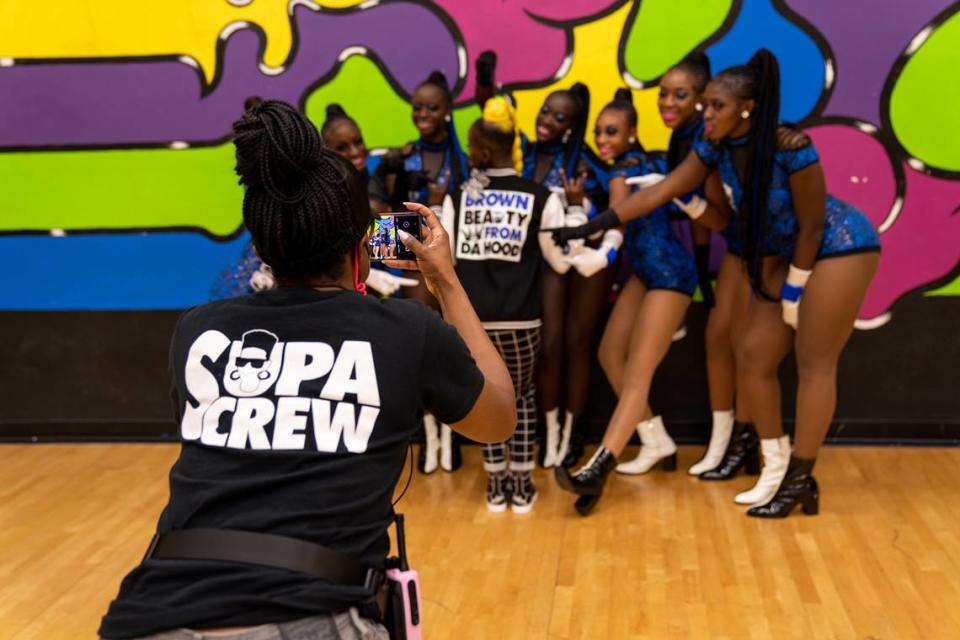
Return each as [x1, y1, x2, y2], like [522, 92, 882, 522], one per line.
[564, 82, 590, 175]
[419, 70, 469, 186]
[665, 52, 711, 170]
[714, 49, 780, 298]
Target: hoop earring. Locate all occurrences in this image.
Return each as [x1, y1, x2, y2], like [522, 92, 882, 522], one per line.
[741, 110, 751, 119]
[562, 129, 571, 144]
[695, 103, 704, 112]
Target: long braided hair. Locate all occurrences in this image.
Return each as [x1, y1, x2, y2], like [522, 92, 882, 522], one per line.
[559, 83, 591, 176]
[233, 100, 373, 280]
[712, 49, 780, 298]
[665, 52, 711, 171]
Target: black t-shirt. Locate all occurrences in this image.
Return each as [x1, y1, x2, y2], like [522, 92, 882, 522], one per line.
[443, 173, 559, 325]
[99, 288, 484, 639]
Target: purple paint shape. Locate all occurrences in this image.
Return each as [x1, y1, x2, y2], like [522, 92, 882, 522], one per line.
[0, 3, 458, 147]
[806, 125, 896, 228]
[861, 167, 960, 320]
[435, 0, 621, 101]
[785, 0, 954, 124]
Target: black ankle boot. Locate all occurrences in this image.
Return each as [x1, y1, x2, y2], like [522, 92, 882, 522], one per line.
[555, 447, 616, 496]
[700, 422, 760, 480]
[747, 456, 819, 518]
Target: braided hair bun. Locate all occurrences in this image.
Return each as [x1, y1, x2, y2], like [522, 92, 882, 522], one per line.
[233, 100, 372, 279]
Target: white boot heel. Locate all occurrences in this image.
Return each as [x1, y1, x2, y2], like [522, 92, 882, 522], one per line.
[616, 416, 678, 475]
[688, 410, 735, 475]
[734, 435, 791, 505]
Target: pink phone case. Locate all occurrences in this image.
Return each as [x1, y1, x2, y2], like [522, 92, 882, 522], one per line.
[386, 567, 422, 640]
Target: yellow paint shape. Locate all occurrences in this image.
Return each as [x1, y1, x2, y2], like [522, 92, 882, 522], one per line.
[0, 0, 293, 83]
[511, 3, 672, 155]
[315, 0, 367, 7]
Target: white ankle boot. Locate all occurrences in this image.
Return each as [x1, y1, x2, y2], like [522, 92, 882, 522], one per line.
[420, 414, 440, 474]
[615, 416, 678, 475]
[543, 408, 561, 468]
[734, 435, 791, 505]
[556, 412, 574, 465]
[688, 410, 736, 475]
[439, 423, 457, 471]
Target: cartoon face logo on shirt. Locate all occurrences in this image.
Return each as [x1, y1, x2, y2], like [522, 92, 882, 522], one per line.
[222, 329, 284, 396]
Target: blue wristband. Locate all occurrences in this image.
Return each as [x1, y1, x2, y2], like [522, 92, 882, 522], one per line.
[605, 247, 618, 266]
[780, 282, 804, 303]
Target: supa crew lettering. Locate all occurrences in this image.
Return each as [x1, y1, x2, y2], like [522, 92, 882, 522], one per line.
[181, 329, 380, 453]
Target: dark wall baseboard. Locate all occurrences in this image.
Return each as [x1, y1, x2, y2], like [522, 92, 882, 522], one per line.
[3, 292, 959, 444]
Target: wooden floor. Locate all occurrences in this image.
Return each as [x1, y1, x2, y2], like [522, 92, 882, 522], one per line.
[2, 445, 960, 639]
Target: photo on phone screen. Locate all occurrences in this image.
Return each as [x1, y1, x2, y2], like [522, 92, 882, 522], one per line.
[367, 213, 422, 261]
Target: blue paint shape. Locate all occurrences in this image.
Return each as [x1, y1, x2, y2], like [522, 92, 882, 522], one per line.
[0, 232, 250, 311]
[707, 0, 826, 122]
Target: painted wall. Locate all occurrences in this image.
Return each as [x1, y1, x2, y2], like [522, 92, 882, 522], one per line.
[1, 0, 959, 321]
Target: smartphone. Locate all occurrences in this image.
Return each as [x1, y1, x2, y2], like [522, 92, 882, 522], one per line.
[368, 213, 422, 261]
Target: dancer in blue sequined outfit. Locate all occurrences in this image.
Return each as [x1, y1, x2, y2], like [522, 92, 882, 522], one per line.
[521, 84, 623, 471]
[555, 91, 694, 515]
[552, 50, 880, 519]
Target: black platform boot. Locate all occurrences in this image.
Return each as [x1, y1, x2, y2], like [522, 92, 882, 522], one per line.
[560, 422, 585, 469]
[556, 448, 617, 516]
[699, 422, 760, 480]
[747, 456, 819, 518]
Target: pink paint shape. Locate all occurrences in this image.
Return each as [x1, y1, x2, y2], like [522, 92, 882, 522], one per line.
[435, 0, 621, 100]
[806, 125, 896, 228]
[860, 167, 960, 321]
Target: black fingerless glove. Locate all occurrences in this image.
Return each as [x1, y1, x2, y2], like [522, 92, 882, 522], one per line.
[693, 242, 715, 308]
[475, 50, 497, 87]
[551, 209, 621, 247]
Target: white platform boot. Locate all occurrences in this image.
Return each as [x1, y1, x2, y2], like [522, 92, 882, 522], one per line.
[418, 414, 440, 474]
[734, 435, 791, 505]
[615, 416, 678, 475]
[542, 408, 562, 468]
[688, 410, 736, 475]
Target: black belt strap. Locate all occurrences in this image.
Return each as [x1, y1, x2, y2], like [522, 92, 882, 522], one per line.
[146, 529, 384, 592]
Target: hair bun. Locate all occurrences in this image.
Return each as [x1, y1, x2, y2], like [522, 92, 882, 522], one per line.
[232, 100, 322, 202]
[325, 103, 348, 120]
[426, 70, 450, 92]
[613, 88, 633, 104]
[684, 52, 711, 78]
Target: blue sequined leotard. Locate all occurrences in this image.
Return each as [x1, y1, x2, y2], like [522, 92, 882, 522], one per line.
[401, 138, 468, 204]
[614, 150, 697, 295]
[694, 135, 880, 259]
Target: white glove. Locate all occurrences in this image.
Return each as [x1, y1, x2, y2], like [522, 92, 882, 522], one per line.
[672, 195, 707, 220]
[249, 264, 276, 291]
[624, 173, 665, 189]
[565, 205, 588, 253]
[562, 230, 622, 278]
[780, 264, 812, 329]
[365, 269, 419, 296]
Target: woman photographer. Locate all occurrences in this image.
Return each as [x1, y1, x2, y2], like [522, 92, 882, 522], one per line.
[99, 100, 516, 639]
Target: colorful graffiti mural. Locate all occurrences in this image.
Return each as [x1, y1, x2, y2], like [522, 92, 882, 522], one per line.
[1, 0, 958, 323]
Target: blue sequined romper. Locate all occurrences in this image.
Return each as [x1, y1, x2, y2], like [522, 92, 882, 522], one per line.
[614, 150, 698, 295]
[694, 136, 880, 259]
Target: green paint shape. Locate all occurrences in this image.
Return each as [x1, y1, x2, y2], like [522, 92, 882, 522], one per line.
[926, 274, 960, 296]
[304, 54, 479, 151]
[622, 0, 733, 83]
[0, 145, 242, 235]
[890, 12, 960, 172]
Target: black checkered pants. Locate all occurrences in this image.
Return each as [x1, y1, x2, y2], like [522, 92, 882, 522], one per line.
[483, 327, 541, 473]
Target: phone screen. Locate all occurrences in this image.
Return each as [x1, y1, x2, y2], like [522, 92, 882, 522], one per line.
[367, 213, 423, 261]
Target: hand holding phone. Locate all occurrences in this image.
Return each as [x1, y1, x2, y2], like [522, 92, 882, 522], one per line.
[367, 213, 423, 262]
[383, 202, 457, 298]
